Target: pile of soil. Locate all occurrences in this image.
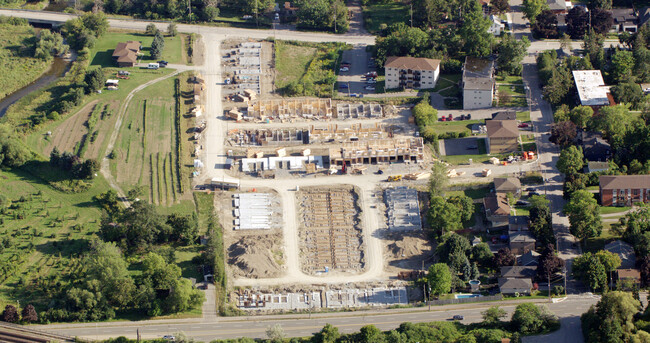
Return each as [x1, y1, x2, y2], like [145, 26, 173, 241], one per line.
[387, 234, 431, 259]
[228, 235, 281, 278]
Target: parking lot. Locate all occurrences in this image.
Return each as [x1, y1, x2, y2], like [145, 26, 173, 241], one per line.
[440, 137, 484, 156]
[337, 45, 375, 96]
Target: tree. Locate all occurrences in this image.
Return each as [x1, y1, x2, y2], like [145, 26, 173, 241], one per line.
[21, 304, 37, 323]
[537, 244, 565, 293]
[34, 29, 68, 60]
[412, 100, 438, 127]
[573, 252, 608, 291]
[566, 6, 589, 39]
[427, 196, 462, 235]
[611, 50, 636, 83]
[550, 120, 577, 147]
[447, 195, 474, 223]
[167, 23, 177, 36]
[493, 248, 515, 267]
[471, 262, 480, 280]
[145, 23, 159, 35]
[427, 263, 452, 297]
[569, 106, 594, 128]
[84, 240, 135, 309]
[80, 12, 108, 37]
[151, 31, 165, 60]
[591, 8, 614, 35]
[529, 195, 554, 246]
[611, 81, 644, 109]
[595, 250, 621, 288]
[459, 0, 493, 57]
[314, 324, 340, 343]
[295, 0, 349, 33]
[428, 162, 449, 198]
[523, 0, 548, 24]
[167, 213, 199, 244]
[491, 0, 510, 14]
[435, 232, 470, 263]
[497, 35, 530, 76]
[565, 190, 602, 244]
[2, 305, 19, 323]
[590, 0, 612, 9]
[0, 125, 31, 168]
[542, 65, 572, 104]
[84, 68, 105, 94]
[583, 28, 605, 69]
[358, 325, 385, 343]
[412, 0, 451, 27]
[470, 242, 494, 267]
[588, 105, 631, 140]
[482, 306, 507, 324]
[582, 291, 640, 342]
[266, 324, 285, 343]
[511, 303, 545, 334]
[557, 145, 585, 175]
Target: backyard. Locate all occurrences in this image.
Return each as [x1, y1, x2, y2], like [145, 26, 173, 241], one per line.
[89, 31, 187, 67]
[0, 23, 51, 100]
[362, 1, 409, 34]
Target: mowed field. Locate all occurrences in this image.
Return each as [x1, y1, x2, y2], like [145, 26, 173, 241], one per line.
[0, 168, 109, 308]
[112, 76, 186, 206]
[0, 23, 51, 99]
[89, 31, 186, 67]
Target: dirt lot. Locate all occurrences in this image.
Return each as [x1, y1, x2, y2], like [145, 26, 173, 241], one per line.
[220, 39, 274, 99]
[216, 188, 286, 279]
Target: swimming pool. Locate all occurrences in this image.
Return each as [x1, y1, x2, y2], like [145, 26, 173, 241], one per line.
[455, 294, 482, 299]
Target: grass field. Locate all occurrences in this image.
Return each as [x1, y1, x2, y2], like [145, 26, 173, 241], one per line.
[517, 111, 531, 122]
[495, 75, 524, 84]
[0, 24, 51, 100]
[429, 119, 484, 135]
[362, 2, 409, 34]
[0, 167, 110, 308]
[434, 74, 461, 92]
[599, 206, 631, 215]
[498, 84, 526, 96]
[89, 31, 186, 67]
[585, 226, 621, 253]
[275, 42, 316, 89]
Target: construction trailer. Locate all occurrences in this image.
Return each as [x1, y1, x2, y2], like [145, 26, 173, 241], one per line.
[329, 138, 425, 166]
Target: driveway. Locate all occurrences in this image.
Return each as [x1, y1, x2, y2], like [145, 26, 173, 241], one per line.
[440, 137, 483, 156]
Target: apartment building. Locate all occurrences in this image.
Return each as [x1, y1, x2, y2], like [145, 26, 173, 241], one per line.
[384, 56, 441, 90]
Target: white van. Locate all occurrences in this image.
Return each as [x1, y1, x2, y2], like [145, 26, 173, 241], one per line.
[148, 63, 160, 69]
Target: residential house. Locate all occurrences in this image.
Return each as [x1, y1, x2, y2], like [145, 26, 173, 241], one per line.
[610, 8, 638, 33]
[488, 15, 505, 36]
[615, 269, 641, 287]
[483, 193, 511, 227]
[572, 70, 614, 108]
[282, 2, 298, 16]
[579, 130, 611, 162]
[518, 250, 540, 266]
[492, 111, 516, 120]
[585, 161, 610, 173]
[508, 215, 529, 233]
[462, 57, 495, 109]
[501, 266, 538, 279]
[112, 41, 141, 67]
[486, 120, 519, 154]
[498, 278, 532, 295]
[599, 175, 650, 207]
[509, 232, 536, 254]
[547, 0, 571, 13]
[384, 56, 441, 90]
[604, 240, 637, 269]
[472, 236, 482, 246]
[640, 7, 650, 27]
[494, 177, 522, 196]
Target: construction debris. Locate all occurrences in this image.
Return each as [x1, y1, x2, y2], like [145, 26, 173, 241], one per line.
[329, 138, 425, 165]
[323, 287, 407, 308]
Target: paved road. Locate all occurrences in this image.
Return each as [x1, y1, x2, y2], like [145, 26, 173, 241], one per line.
[39, 296, 598, 341]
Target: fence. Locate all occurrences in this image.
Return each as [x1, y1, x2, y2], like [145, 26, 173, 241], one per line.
[427, 294, 503, 306]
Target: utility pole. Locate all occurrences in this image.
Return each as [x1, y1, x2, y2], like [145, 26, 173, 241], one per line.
[255, 0, 259, 28]
[188, 0, 191, 23]
[410, 3, 413, 28]
[334, 10, 337, 33]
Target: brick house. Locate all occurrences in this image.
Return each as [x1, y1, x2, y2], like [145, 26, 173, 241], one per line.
[599, 175, 650, 206]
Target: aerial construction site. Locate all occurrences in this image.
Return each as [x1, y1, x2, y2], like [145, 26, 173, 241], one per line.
[196, 38, 433, 314]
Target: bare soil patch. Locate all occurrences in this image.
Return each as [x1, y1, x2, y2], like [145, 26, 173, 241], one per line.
[228, 233, 283, 278]
[44, 100, 99, 156]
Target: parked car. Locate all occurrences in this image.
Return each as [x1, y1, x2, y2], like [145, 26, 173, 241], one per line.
[163, 335, 175, 341]
[365, 86, 376, 91]
[366, 79, 377, 84]
[525, 187, 536, 192]
[452, 315, 464, 320]
[459, 114, 466, 120]
[340, 67, 349, 72]
[518, 123, 529, 128]
[274, 13, 280, 20]
[516, 200, 530, 206]
[157, 60, 168, 66]
[466, 113, 471, 120]
[528, 191, 540, 197]
[339, 83, 349, 89]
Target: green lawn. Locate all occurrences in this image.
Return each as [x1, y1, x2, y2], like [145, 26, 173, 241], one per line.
[89, 31, 186, 68]
[516, 111, 531, 122]
[599, 206, 631, 215]
[362, 2, 409, 34]
[0, 23, 51, 100]
[495, 75, 523, 84]
[429, 119, 484, 135]
[498, 84, 526, 96]
[439, 84, 461, 97]
[513, 206, 530, 216]
[434, 74, 461, 92]
[500, 96, 528, 107]
[443, 153, 492, 165]
[585, 227, 621, 253]
[448, 186, 491, 200]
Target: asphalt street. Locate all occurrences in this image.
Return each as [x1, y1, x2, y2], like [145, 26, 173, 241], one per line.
[40, 297, 598, 341]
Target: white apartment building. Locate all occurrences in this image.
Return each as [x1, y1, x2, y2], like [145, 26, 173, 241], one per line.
[462, 57, 495, 110]
[384, 56, 441, 90]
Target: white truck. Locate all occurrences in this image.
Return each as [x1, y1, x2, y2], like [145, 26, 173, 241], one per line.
[148, 63, 160, 69]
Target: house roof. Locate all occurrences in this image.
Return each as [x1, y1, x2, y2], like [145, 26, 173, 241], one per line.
[116, 50, 138, 64]
[547, 0, 567, 11]
[492, 111, 517, 120]
[462, 57, 495, 90]
[384, 56, 441, 71]
[510, 232, 536, 244]
[600, 175, 650, 190]
[580, 130, 610, 161]
[573, 70, 611, 106]
[610, 8, 637, 24]
[484, 193, 511, 216]
[113, 41, 140, 64]
[617, 268, 641, 280]
[501, 266, 537, 278]
[494, 177, 522, 192]
[509, 215, 529, 227]
[498, 278, 532, 290]
[640, 7, 650, 26]
[604, 239, 637, 269]
[486, 120, 519, 139]
[518, 250, 540, 266]
[586, 161, 610, 173]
